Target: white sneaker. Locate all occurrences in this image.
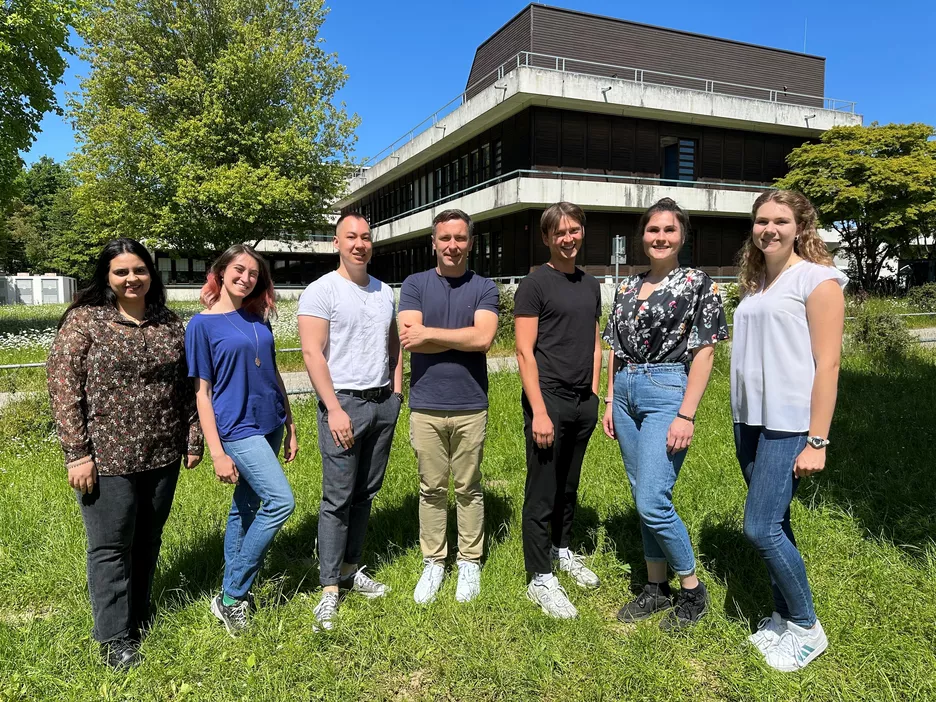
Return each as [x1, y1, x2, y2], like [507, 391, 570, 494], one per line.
[313, 591, 339, 632]
[554, 550, 600, 589]
[413, 560, 445, 604]
[764, 619, 828, 672]
[748, 612, 788, 654]
[343, 566, 391, 599]
[455, 561, 481, 603]
[526, 576, 578, 619]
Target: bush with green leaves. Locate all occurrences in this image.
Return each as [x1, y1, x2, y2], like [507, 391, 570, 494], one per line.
[906, 282, 936, 313]
[852, 307, 913, 356]
[495, 283, 515, 346]
[720, 282, 741, 313]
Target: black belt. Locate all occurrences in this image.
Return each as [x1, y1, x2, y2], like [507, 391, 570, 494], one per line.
[337, 386, 391, 402]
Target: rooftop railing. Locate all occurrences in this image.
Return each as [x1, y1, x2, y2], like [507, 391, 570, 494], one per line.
[357, 51, 856, 172]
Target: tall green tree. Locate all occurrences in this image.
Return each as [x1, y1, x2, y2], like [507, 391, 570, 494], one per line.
[777, 123, 936, 291]
[0, 0, 80, 204]
[71, 0, 358, 254]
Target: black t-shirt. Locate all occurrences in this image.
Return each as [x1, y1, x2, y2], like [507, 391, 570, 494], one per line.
[514, 264, 601, 392]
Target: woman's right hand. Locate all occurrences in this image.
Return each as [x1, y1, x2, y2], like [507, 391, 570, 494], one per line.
[212, 453, 239, 485]
[602, 403, 615, 440]
[68, 459, 97, 494]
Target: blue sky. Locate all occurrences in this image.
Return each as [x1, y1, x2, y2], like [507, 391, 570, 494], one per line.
[23, 0, 936, 166]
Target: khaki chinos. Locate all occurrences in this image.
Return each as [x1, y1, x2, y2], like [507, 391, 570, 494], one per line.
[409, 409, 487, 563]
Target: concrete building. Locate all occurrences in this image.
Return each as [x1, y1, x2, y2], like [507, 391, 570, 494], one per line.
[335, 4, 861, 283]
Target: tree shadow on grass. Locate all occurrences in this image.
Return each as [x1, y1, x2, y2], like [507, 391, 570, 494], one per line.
[697, 519, 774, 630]
[154, 529, 225, 604]
[816, 352, 936, 556]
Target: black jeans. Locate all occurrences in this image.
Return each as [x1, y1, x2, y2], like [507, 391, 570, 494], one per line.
[522, 387, 599, 575]
[77, 463, 180, 643]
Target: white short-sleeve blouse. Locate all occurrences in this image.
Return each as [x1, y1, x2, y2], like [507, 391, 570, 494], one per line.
[730, 261, 847, 432]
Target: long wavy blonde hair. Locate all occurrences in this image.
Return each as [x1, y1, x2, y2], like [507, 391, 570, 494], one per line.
[738, 189, 833, 295]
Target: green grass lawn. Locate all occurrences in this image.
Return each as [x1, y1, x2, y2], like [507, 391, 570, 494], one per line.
[0, 344, 934, 700]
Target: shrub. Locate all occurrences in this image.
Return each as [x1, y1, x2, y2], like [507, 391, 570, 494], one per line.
[906, 283, 936, 313]
[852, 307, 913, 357]
[495, 283, 515, 346]
[721, 282, 741, 313]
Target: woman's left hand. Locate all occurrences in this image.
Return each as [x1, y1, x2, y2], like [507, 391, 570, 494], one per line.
[283, 422, 298, 463]
[184, 454, 202, 469]
[794, 446, 826, 478]
[666, 417, 694, 454]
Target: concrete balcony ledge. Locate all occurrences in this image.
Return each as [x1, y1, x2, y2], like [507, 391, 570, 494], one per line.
[370, 176, 761, 244]
[341, 65, 862, 203]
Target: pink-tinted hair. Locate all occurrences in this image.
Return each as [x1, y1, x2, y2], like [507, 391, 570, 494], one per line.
[200, 244, 277, 320]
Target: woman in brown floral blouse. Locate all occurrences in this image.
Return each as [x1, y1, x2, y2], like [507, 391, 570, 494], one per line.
[47, 238, 202, 670]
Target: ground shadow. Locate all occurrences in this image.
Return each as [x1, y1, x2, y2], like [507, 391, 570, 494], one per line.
[816, 352, 936, 555]
[697, 519, 774, 629]
[154, 528, 225, 604]
[602, 508, 655, 589]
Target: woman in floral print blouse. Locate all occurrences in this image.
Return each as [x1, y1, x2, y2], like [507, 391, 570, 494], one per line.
[47, 238, 202, 671]
[600, 198, 728, 631]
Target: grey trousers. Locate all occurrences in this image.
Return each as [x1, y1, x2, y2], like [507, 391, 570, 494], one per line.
[317, 391, 401, 586]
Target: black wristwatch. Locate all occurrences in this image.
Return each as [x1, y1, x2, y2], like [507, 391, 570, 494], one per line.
[806, 435, 830, 449]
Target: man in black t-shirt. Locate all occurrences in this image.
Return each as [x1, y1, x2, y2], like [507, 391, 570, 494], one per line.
[514, 201, 602, 619]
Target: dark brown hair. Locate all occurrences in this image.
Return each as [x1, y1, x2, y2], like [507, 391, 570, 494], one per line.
[432, 209, 474, 238]
[540, 202, 586, 238]
[637, 198, 691, 244]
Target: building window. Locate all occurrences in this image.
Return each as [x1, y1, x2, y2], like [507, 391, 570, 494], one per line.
[493, 140, 503, 177]
[662, 137, 697, 182]
[460, 154, 469, 191]
[482, 143, 491, 181]
[434, 168, 442, 200]
[470, 149, 480, 186]
[406, 182, 414, 211]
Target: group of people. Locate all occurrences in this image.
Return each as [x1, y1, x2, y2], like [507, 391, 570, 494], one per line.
[47, 188, 845, 674]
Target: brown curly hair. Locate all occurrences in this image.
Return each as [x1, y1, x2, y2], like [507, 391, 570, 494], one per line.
[738, 189, 833, 295]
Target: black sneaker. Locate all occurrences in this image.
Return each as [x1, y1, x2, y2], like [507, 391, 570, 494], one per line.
[659, 581, 709, 631]
[100, 638, 140, 670]
[211, 593, 249, 636]
[616, 583, 673, 622]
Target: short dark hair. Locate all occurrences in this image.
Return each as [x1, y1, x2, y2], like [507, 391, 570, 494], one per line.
[432, 209, 473, 238]
[335, 211, 369, 234]
[637, 198, 690, 244]
[541, 202, 586, 238]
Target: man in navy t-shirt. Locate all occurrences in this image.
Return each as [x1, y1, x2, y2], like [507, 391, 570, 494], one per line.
[398, 209, 499, 605]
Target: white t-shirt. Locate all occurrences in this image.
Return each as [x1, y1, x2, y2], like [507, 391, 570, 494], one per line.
[297, 270, 395, 391]
[730, 261, 847, 432]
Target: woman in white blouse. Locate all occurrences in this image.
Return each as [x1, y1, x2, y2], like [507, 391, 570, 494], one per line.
[731, 189, 846, 672]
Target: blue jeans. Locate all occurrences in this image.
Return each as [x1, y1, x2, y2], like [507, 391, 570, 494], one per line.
[734, 423, 816, 627]
[612, 363, 695, 576]
[220, 424, 294, 600]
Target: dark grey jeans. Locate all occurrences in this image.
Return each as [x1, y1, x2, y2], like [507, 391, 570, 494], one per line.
[77, 463, 180, 643]
[317, 391, 401, 586]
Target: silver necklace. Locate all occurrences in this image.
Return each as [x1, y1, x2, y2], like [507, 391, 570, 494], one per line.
[223, 311, 261, 367]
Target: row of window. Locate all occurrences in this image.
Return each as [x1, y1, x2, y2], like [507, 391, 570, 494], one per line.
[360, 141, 504, 225]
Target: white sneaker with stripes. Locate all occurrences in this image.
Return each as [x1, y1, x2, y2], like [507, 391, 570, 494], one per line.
[764, 619, 828, 672]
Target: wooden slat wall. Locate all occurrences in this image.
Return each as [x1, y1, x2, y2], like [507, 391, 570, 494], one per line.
[465, 6, 533, 93]
[529, 5, 825, 103]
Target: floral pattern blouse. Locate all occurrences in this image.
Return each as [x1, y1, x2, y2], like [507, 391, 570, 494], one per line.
[47, 305, 203, 476]
[602, 267, 729, 365]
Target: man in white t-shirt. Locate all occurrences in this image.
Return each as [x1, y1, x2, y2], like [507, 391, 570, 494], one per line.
[298, 212, 404, 631]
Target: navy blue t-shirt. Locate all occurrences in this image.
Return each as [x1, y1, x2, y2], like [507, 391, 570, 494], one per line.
[399, 269, 499, 411]
[185, 310, 286, 442]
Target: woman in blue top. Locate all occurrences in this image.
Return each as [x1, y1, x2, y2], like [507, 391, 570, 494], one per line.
[185, 244, 298, 635]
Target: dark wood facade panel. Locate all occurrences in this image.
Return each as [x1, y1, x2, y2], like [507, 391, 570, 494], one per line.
[465, 6, 532, 93]
[529, 5, 824, 103]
